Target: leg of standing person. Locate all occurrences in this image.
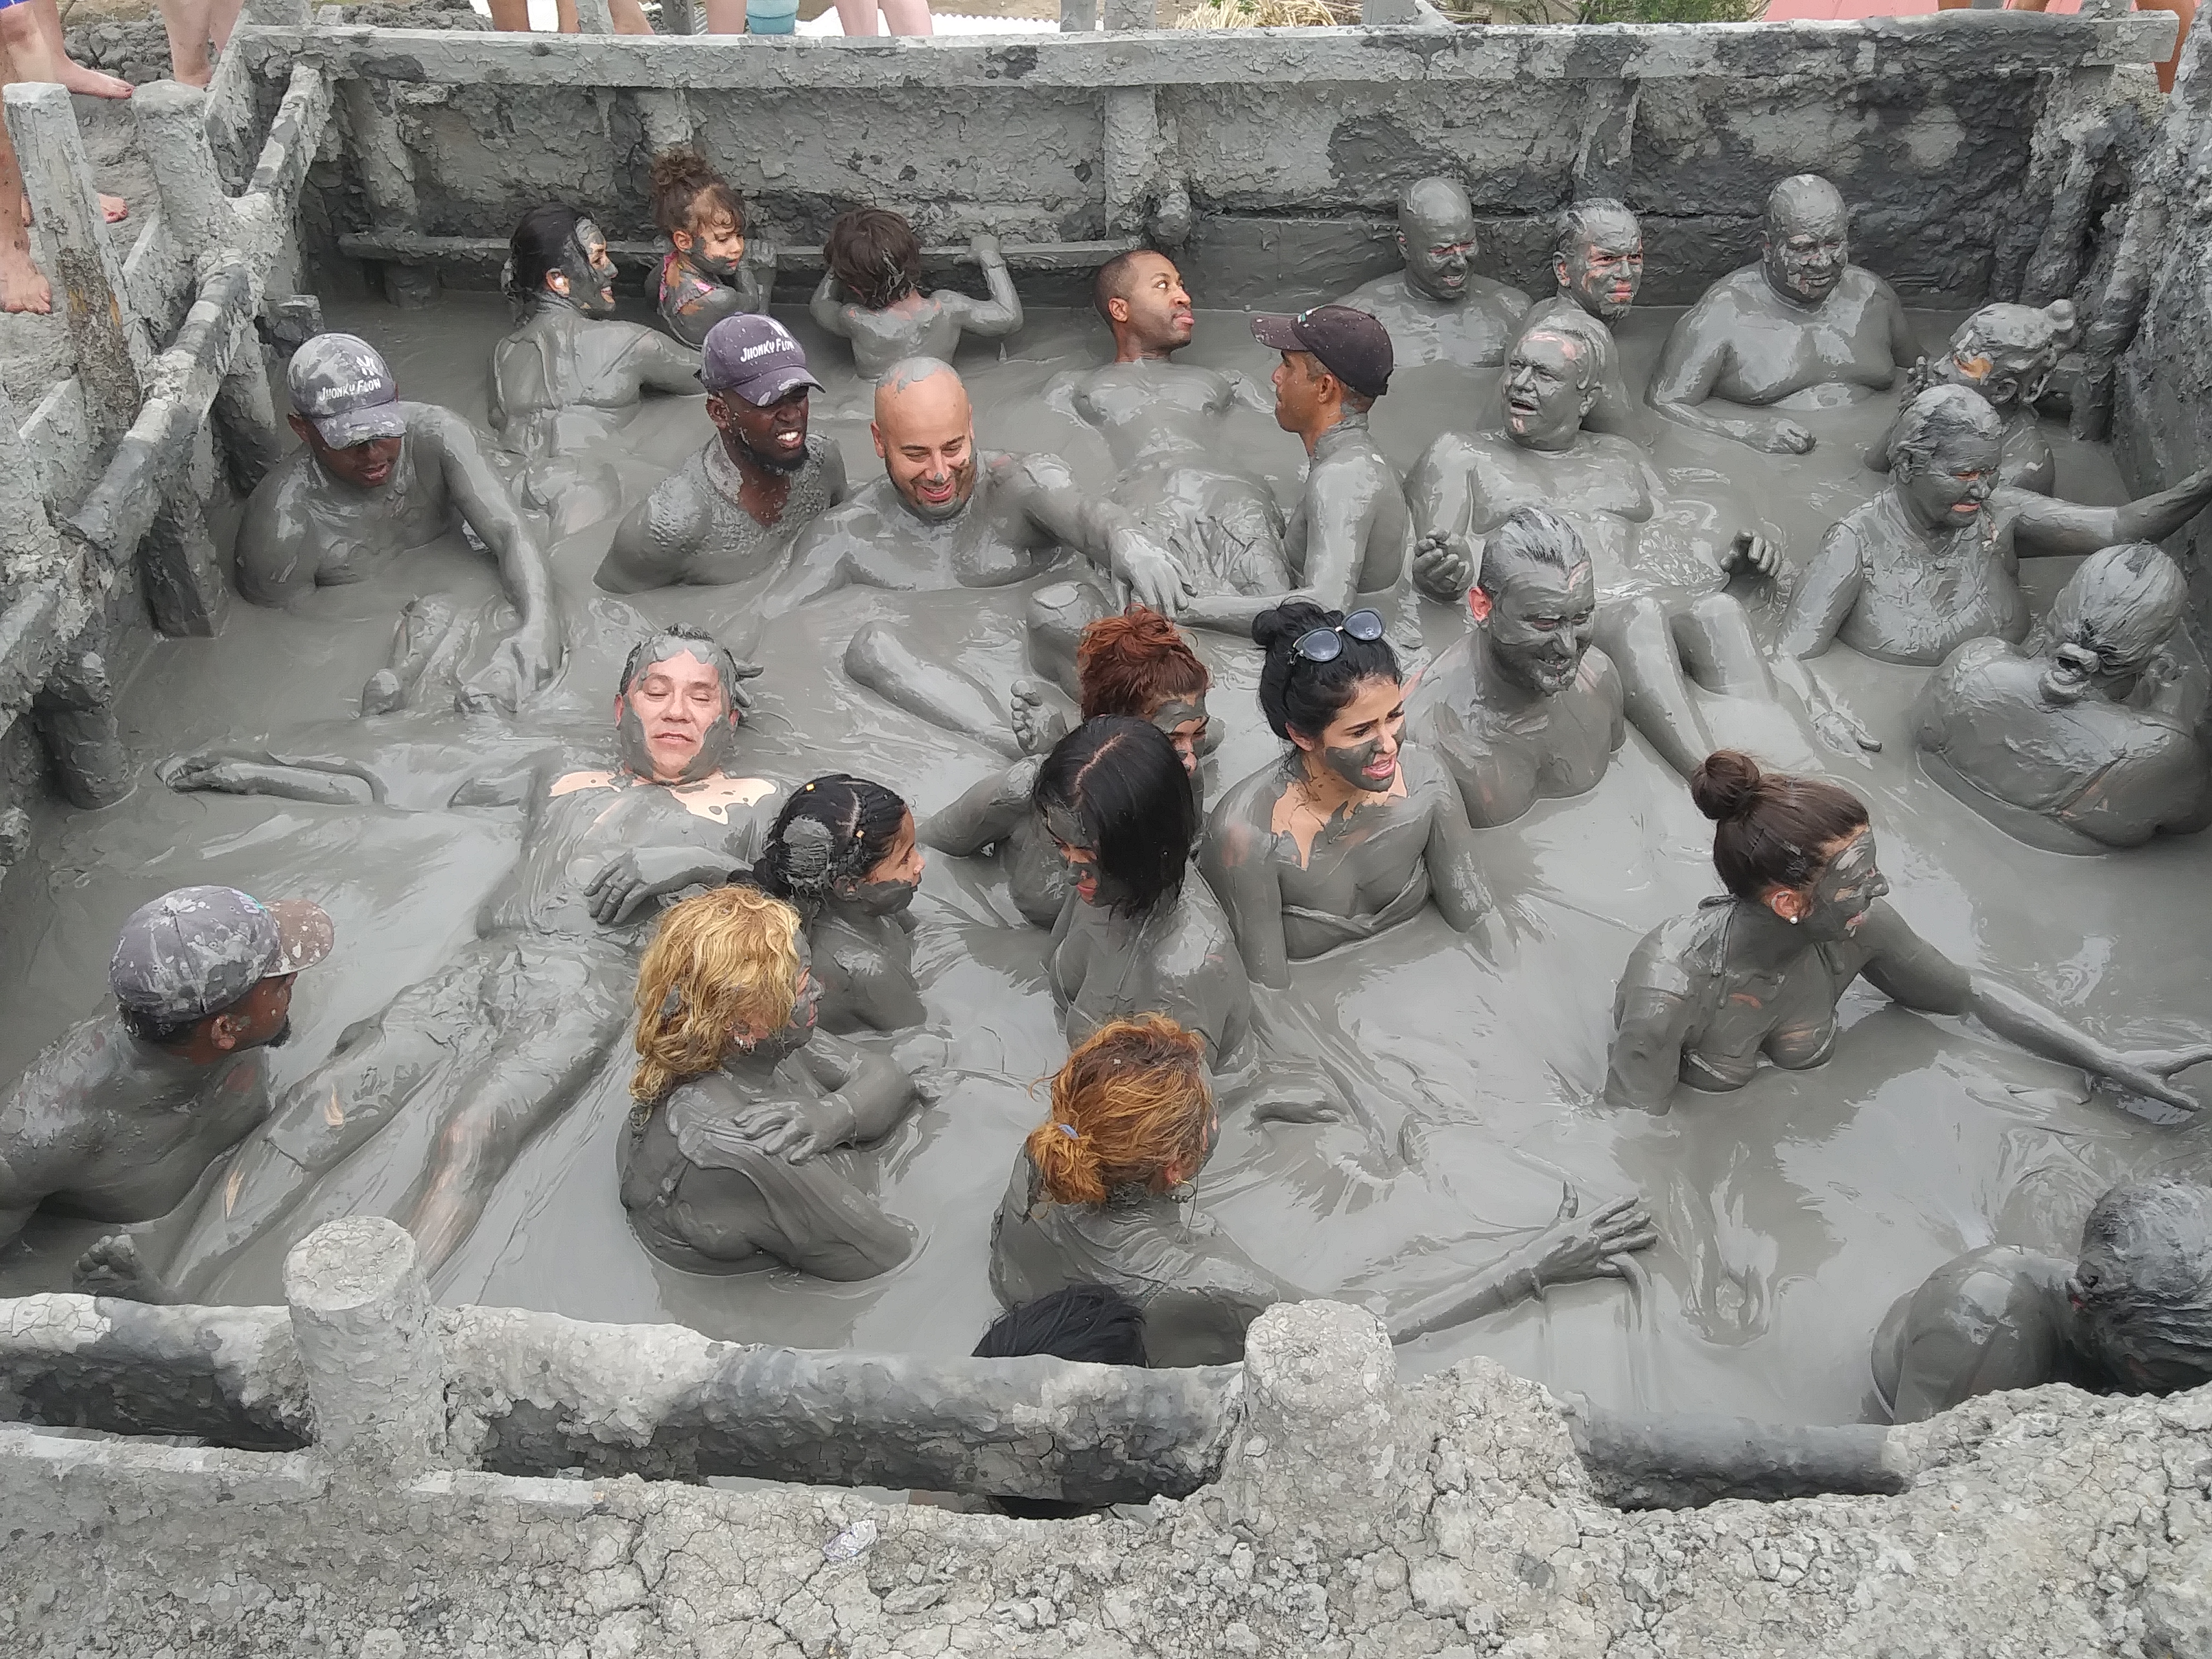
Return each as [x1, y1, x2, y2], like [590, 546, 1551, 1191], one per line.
[155, 0, 215, 85]
[876, 0, 932, 32]
[0, 13, 52, 316]
[3, 3, 127, 221]
[610, 0, 652, 27]
[27, 0, 131, 98]
[702, 0, 748, 28]
[833, 0, 881, 32]
[484, 0, 534, 23]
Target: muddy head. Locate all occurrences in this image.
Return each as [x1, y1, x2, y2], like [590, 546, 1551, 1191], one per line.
[2068, 1178, 2212, 1394]
[2036, 541, 2189, 706]
[1553, 199, 1643, 324]
[1471, 507, 1598, 698]
[507, 203, 618, 318]
[702, 314, 824, 475]
[1395, 177, 1480, 305]
[1887, 385, 2002, 533]
[1501, 317, 1605, 452]
[1760, 175, 1850, 308]
[1094, 249, 1194, 362]
[1933, 299, 2079, 413]
[613, 627, 750, 785]
[110, 886, 336, 1061]
[872, 357, 977, 522]
[286, 332, 408, 490]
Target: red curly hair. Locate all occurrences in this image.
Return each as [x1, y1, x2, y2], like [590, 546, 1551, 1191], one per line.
[1076, 606, 1210, 723]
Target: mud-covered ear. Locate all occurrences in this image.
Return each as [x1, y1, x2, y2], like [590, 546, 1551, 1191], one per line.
[1468, 586, 1494, 624]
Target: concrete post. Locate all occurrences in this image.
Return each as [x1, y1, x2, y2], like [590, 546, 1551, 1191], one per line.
[1060, 0, 1098, 27]
[1103, 0, 1149, 27]
[140, 491, 228, 639]
[338, 79, 435, 311]
[31, 652, 131, 810]
[131, 82, 234, 266]
[1102, 87, 1159, 233]
[576, 0, 616, 30]
[660, 0, 698, 29]
[1218, 1301, 1419, 1555]
[1362, 0, 1421, 22]
[3, 83, 146, 440]
[0, 381, 66, 581]
[283, 1217, 449, 1477]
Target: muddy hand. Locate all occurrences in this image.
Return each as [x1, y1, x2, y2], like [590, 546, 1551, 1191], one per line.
[1722, 531, 1780, 579]
[728, 658, 765, 715]
[1412, 530, 1473, 600]
[968, 231, 1003, 266]
[583, 848, 713, 925]
[157, 754, 253, 794]
[2104, 1043, 2212, 1112]
[1812, 702, 1882, 756]
[1755, 419, 1815, 456]
[1533, 1188, 1658, 1285]
[1114, 532, 1196, 616]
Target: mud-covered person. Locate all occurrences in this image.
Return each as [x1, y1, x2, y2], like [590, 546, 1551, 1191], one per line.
[1516, 197, 1645, 440]
[649, 146, 774, 349]
[237, 332, 565, 711]
[0, 887, 333, 1247]
[1175, 307, 1421, 666]
[808, 207, 1023, 381]
[597, 316, 849, 593]
[1873, 1177, 2212, 1421]
[1331, 176, 1530, 369]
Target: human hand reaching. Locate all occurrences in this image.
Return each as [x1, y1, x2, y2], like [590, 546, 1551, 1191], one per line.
[1528, 1188, 1658, 1287]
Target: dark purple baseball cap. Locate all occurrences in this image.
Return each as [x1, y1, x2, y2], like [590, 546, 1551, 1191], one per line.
[699, 315, 823, 406]
[1250, 305, 1395, 400]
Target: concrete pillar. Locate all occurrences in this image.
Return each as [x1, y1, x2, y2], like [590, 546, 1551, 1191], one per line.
[131, 82, 233, 266]
[1060, 0, 1097, 28]
[1218, 1301, 1419, 1554]
[0, 381, 66, 579]
[139, 491, 228, 639]
[1103, 0, 1149, 27]
[1361, 0, 1421, 21]
[660, 0, 698, 28]
[32, 651, 131, 810]
[338, 80, 435, 311]
[1102, 87, 1159, 233]
[1571, 78, 1639, 201]
[3, 83, 146, 440]
[576, 0, 616, 30]
[283, 1217, 449, 1477]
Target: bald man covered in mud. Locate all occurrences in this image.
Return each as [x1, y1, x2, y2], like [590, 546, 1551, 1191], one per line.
[1334, 176, 1530, 369]
[1650, 174, 1918, 455]
[1046, 249, 1292, 598]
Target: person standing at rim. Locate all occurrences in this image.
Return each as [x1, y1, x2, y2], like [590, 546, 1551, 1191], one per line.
[236, 332, 565, 714]
[991, 1015, 1655, 1367]
[1174, 306, 1421, 669]
[596, 315, 849, 593]
[1332, 176, 1530, 368]
[0, 887, 333, 1248]
[1204, 601, 1489, 990]
[1516, 197, 1646, 440]
[808, 207, 1021, 381]
[1605, 750, 2212, 1115]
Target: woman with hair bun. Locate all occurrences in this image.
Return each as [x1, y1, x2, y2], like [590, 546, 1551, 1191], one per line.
[991, 1016, 1656, 1367]
[490, 203, 706, 534]
[1033, 717, 1246, 1060]
[1202, 600, 1489, 988]
[1605, 750, 2212, 1114]
[748, 775, 927, 1035]
[618, 886, 929, 1280]
[921, 605, 1212, 929]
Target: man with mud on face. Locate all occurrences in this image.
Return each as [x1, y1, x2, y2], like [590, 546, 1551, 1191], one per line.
[236, 333, 566, 714]
[763, 357, 1194, 752]
[1515, 198, 1645, 441]
[596, 315, 849, 593]
[0, 887, 334, 1249]
[1404, 506, 1626, 828]
[1045, 249, 1291, 600]
[1913, 542, 2212, 852]
[1650, 174, 1920, 455]
[1333, 176, 1531, 368]
[80, 627, 784, 1305]
[1871, 1177, 2212, 1423]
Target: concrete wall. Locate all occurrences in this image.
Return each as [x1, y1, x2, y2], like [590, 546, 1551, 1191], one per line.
[237, 13, 2181, 309]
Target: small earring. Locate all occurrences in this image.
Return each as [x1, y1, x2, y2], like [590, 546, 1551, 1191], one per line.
[1788, 915, 1800, 925]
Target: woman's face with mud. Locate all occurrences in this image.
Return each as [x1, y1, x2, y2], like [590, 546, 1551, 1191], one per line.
[1293, 674, 1405, 794]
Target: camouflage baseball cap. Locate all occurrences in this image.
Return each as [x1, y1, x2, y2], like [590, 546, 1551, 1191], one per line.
[110, 886, 335, 1026]
[288, 333, 407, 448]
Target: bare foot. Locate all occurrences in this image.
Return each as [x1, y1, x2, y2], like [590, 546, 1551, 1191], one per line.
[21, 192, 127, 225]
[0, 241, 51, 315]
[73, 1233, 167, 1302]
[56, 59, 133, 99]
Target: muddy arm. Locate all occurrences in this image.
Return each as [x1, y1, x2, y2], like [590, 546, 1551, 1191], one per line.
[1375, 1193, 1656, 1343]
[1008, 455, 1188, 615]
[808, 274, 857, 339]
[2010, 468, 2212, 558]
[1404, 434, 1485, 600]
[626, 328, 708, 397]
[1202, 812, 1291, 991]
[1422, 775, 1493, 934]
[1604, 981, 1697, 1113]
[797, 1034, 923, 1149]
[420, 409, 563, 697]
[948, 235, 1023, 338]
[1774, 522, 1865, 659]
[919, 762, 1035, 858]
[1650, 314, 1812, 456]
[1179, 471, 1369, 635]
[159, 749, 386, 806]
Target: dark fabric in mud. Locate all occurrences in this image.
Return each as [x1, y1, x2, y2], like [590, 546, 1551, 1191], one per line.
[989, 1152, 1286, 1367]
[618, 434, 841, 588]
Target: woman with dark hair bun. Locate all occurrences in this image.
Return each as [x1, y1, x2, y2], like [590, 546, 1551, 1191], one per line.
[748, 775, 927, 1036]
[489, 202, 706, 534]
[1202, 600, 1489, 988]
[991, 1016, 1655, 1367]
[1606, 750, 2212, 1113]
[808, 206, 1023, 381]
[1034, 717, 1248, 1060]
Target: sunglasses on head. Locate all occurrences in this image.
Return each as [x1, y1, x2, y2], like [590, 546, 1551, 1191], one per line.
[1293, 609, 1385, 664]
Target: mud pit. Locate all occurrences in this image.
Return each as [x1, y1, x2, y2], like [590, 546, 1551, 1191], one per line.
[2, 286, 2203, 1430]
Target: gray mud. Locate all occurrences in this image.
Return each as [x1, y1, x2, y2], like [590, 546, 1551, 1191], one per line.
[1, 291, 2204, 1427]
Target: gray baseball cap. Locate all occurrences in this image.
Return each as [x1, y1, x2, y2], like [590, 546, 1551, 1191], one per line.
[288, 333, 407, 448]
[110, 886, 335, 1026]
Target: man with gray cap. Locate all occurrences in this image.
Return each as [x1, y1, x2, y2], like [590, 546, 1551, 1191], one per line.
[1175, 306, 1420, 663]
[1332, 177, 1529, 369]
[0, 886, 333, 1247]
[596, 314, 849, 593]
[236, 332, 565, 710]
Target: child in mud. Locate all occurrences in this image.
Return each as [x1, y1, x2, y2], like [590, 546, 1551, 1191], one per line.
[808, 207, 1023, 380]
[650, 147, 773, 349]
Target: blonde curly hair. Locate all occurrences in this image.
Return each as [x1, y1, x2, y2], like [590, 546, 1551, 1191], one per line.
[630, 885, 804, 1109]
